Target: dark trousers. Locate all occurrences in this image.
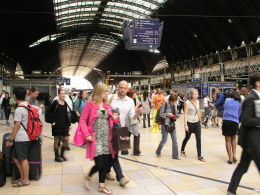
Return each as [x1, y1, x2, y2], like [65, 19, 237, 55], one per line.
[143, 114, 150, 128]
[111, 153, 124, 181]
[4, 108, 11, 120]
[228, 148, 260, 193]
[178, 103, 184, 113]
[181, 122, 202, 157]
[89, 154, 113, 183]
[131, 133, 141, 155]
[122, 133, 141, 155]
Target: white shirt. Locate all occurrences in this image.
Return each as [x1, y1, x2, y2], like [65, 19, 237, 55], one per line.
[0, 94, 4, 105]
[203, 97, 210, 108]
[240, 95, 245, 103]
[253, 89, 260, 99]
[165, 95, 170, 103]
[109, 94, 135, 127]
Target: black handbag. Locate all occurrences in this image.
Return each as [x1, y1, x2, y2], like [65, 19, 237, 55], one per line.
[112, 124, 131, 152]
[66, 103, 78, 124]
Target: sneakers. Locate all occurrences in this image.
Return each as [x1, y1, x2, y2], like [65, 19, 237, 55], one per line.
[106, 173, 115, 181]
[119, 177, 129, 187]
[133, 153, 143, 156]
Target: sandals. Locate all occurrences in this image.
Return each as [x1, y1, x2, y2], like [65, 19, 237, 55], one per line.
[11, 178, 22, 184]
[198, 156, 206, 162]
[98, 186, 112, 195]
[181, 151, 187, 157]
[233, 157, 237, 163]
[84, 177, 91, 190]
[13, 180, 30, 187]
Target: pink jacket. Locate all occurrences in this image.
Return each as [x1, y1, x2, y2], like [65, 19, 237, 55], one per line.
[73, 101, 117, 160]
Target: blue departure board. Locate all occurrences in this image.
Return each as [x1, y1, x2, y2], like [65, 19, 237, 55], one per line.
[123, 19, 163, 51]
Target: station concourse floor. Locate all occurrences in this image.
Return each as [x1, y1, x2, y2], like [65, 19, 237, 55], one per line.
[0, 114, 259, 195]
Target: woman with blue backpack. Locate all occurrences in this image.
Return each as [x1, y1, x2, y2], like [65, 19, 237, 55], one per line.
[155, 94, 181, 160]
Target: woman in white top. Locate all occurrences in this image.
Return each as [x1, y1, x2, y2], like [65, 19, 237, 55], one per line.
[141, 91, 152, 128]
[181, 89, 206, 162]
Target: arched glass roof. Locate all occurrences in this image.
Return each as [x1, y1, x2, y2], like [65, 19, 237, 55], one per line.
[52, 0, 167, 76]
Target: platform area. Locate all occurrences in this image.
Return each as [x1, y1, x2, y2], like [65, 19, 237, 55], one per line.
[0, 115, 259, 195]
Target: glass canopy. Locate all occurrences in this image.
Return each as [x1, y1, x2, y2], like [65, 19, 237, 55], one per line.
[52, 0, 167, 77]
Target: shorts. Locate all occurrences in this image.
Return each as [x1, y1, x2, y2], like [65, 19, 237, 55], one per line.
[217, 110, 224, 118]
[12, 141, 31, 161]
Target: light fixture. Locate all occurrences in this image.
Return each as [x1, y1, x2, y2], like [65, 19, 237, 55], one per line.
[257, 36, 260, 43]
[194, 34, 198, 38]
[228, 18, 232, 23]
[241, 41, 246, 46]
[227, 45, 231, 50]
[149, 48, 160, 53]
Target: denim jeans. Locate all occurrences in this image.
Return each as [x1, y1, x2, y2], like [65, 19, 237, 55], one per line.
[156, 124, 179, 158]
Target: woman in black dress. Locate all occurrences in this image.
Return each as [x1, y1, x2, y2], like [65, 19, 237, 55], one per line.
[50, 88, 71, 162]
[1, 92, 11, 125]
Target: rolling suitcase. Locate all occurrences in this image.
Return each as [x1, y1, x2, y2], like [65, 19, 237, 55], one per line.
[2, 133, 12, 176]
[12, 137, 42, 181]
[0, 151, 6, 187]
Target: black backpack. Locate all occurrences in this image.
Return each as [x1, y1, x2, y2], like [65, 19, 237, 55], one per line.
[155, 103, 168, 124]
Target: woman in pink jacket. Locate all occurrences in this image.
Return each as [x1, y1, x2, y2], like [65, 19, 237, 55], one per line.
[74, 82, 118, 195]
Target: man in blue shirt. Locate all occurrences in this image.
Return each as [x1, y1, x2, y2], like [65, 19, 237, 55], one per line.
[214, 88, 225, 121]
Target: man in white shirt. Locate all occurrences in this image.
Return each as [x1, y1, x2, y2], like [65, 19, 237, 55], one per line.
[108, 80, 142, 187]
[0, 90, 5, 119]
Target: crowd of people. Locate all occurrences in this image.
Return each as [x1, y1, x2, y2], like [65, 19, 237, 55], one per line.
[1, 72, 260, 194]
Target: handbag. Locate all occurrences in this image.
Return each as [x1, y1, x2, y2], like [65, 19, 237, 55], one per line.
[66, 102, 78, 124]
[166, 121, 175, 132]
[112, 124, 131, 152]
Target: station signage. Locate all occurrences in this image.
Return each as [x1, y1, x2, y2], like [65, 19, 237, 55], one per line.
[56, 77, 70, 85]
[123, 19, 164, 51]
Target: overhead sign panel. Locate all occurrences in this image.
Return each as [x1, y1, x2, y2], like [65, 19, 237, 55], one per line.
[123, 19, 163, 51]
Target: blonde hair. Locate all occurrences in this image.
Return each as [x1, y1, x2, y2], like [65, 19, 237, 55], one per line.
[92, 82, 111, 104]
[189, 88, 199, 100]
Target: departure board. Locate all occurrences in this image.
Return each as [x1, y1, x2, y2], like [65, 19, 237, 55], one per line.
[123, 19, 163, 51]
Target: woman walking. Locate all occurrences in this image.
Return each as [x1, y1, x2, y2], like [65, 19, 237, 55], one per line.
[141, 91, 151, 128]
[181, 89, 206, 162]
[74, 89, 88, 119]
[156, 94, 180, 160]
[127, 89, 142, 156]
[1, 92, 11, 125]
[178, 94, 185, 114]
[50, 88, 71, 162]
[77, 83, 118, 194]
[222, 92, 241, 164]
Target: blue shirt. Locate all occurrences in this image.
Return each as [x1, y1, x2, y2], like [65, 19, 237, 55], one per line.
[214, 93, 225, 110]
[223, 98, 241, 123]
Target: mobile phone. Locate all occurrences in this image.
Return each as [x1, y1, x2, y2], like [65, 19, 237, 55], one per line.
[112, 108, 119, 114]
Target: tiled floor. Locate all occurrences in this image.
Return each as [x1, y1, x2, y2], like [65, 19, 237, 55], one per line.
[0, 114, 259, 195]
